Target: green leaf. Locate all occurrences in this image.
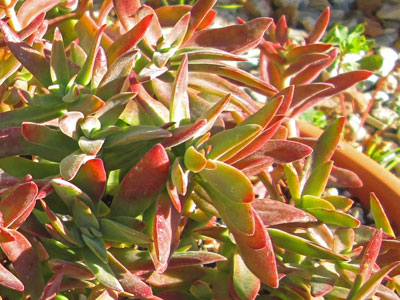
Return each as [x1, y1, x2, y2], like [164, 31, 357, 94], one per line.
[72, 197, 99, 230]
[107, 14, 153, 65]
[184, 146, 208, 173]
[59, 151, 89, 181]
[370, 193, 395, 237]
[199, 161, 254, 204]
[0, 156, 58, 179]
[96, 50, 138, 101]
[302, 161, 333, 197]
[302, 195, 336, 210]
[232, 252, 260, 300]
[268, 228, 348, 261]
[358, 54, 383, 71]
[82, 247, 122, 291]
[284, 164, 301, 206]
[103, 125, 171, 149]
[21, 122, 78, 152]
[312, 117, 345, 170]
[348, 262, 400, 300]
[240, 96, 283, 129]
[99, 219, 152, 244]
[0, 20, 52, 87]
[306, 208, 360, 228]
[51, 178, 93, 211]
[170, 55, 190, 128]
[82, 234, 108, 264]
[51, 28, 70, 87]
[205, 124, 262, 160]
[177, 62, 278, 97]
[171, 159, 189, 195]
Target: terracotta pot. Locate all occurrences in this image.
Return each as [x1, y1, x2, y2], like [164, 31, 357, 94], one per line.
[297, 120, 400, 234]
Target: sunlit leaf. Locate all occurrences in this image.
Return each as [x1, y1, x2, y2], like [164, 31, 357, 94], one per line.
[370, 193, 395, 237]
[82, 248, 122, 291]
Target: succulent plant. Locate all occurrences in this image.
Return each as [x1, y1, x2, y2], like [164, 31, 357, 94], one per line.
[0, 0, 398, 299]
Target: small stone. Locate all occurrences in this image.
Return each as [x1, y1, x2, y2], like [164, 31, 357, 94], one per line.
[273, 0, 306, 9]
[297, 10, 321, 31]
[310, 0, 330, 11]
[348, 114, 367, 141]
[330, 0, 356, 10]
[330, 9, 346, 24]
[357, 0, 382, 17]
[379, 46, 399, 76]
[244, 0, 273, 17]
[372, 106, 399, 124]
[325, 188, 339, 196]
[363, 17, 385, 36]
[374, 28, 399, 47]
[377, 3, 400, 20]
[275, 6, 298, 26]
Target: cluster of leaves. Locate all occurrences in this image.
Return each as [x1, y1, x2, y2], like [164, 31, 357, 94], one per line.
[0, 0, 398, 299]
[323, 23, 383, 72]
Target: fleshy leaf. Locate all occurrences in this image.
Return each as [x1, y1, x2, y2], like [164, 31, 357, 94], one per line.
[305, 208, 360, 228]
[51, 178, 93, 210]
[152, 192, 173, 273]
[232, 210, 278, 288]
[348, 262, 400, 300]
[110, 144, 169, 218]
[302, 195, 336, 210]
[161, 119, 207, 148]
[107, 252, 153, 299]
[96, 50, 138, 100]
[59, 111, 84, 140]
[112, 0, 140, 30]
[268, 228, 348, 261]
[72, 159, 106, 203]
[76, 25, 106, 86]
[51, 28, 70, 87]
[370, 193, 395, 237]
[48, 259, 94, 280]
[302, 161, 333, 197]
[1, 230, 44, 299]
[183, 63, 278, 97]
[186, 18, 272, 54]
[205, 124, 262, 160]
[104, 125, 171, 149]
[231, 252, 260, 300]
[17, 0, 60, 28]
[0, 181, 38, 228]
[0, 21, 52, 87]
[110, 248, 226, 272]
[107, 14, 153, 65]
[82, 247, 123, 291]
[22, 122, 78, 152]
[99, 219, 152, 244]
[306, 7, 330, 44]
[199, 161, 254, 204]
[184, 146, 208, 173]
[311, 117, 345, 170]
[0, 156, 58, 179]
[0, 262, 24, 292]
[60, 152, 89, 181]
[170, 55, 190, 127]
[252, 198, 317, 226]
[183, 0, 217, 44]
[40, 267, 64, 300]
